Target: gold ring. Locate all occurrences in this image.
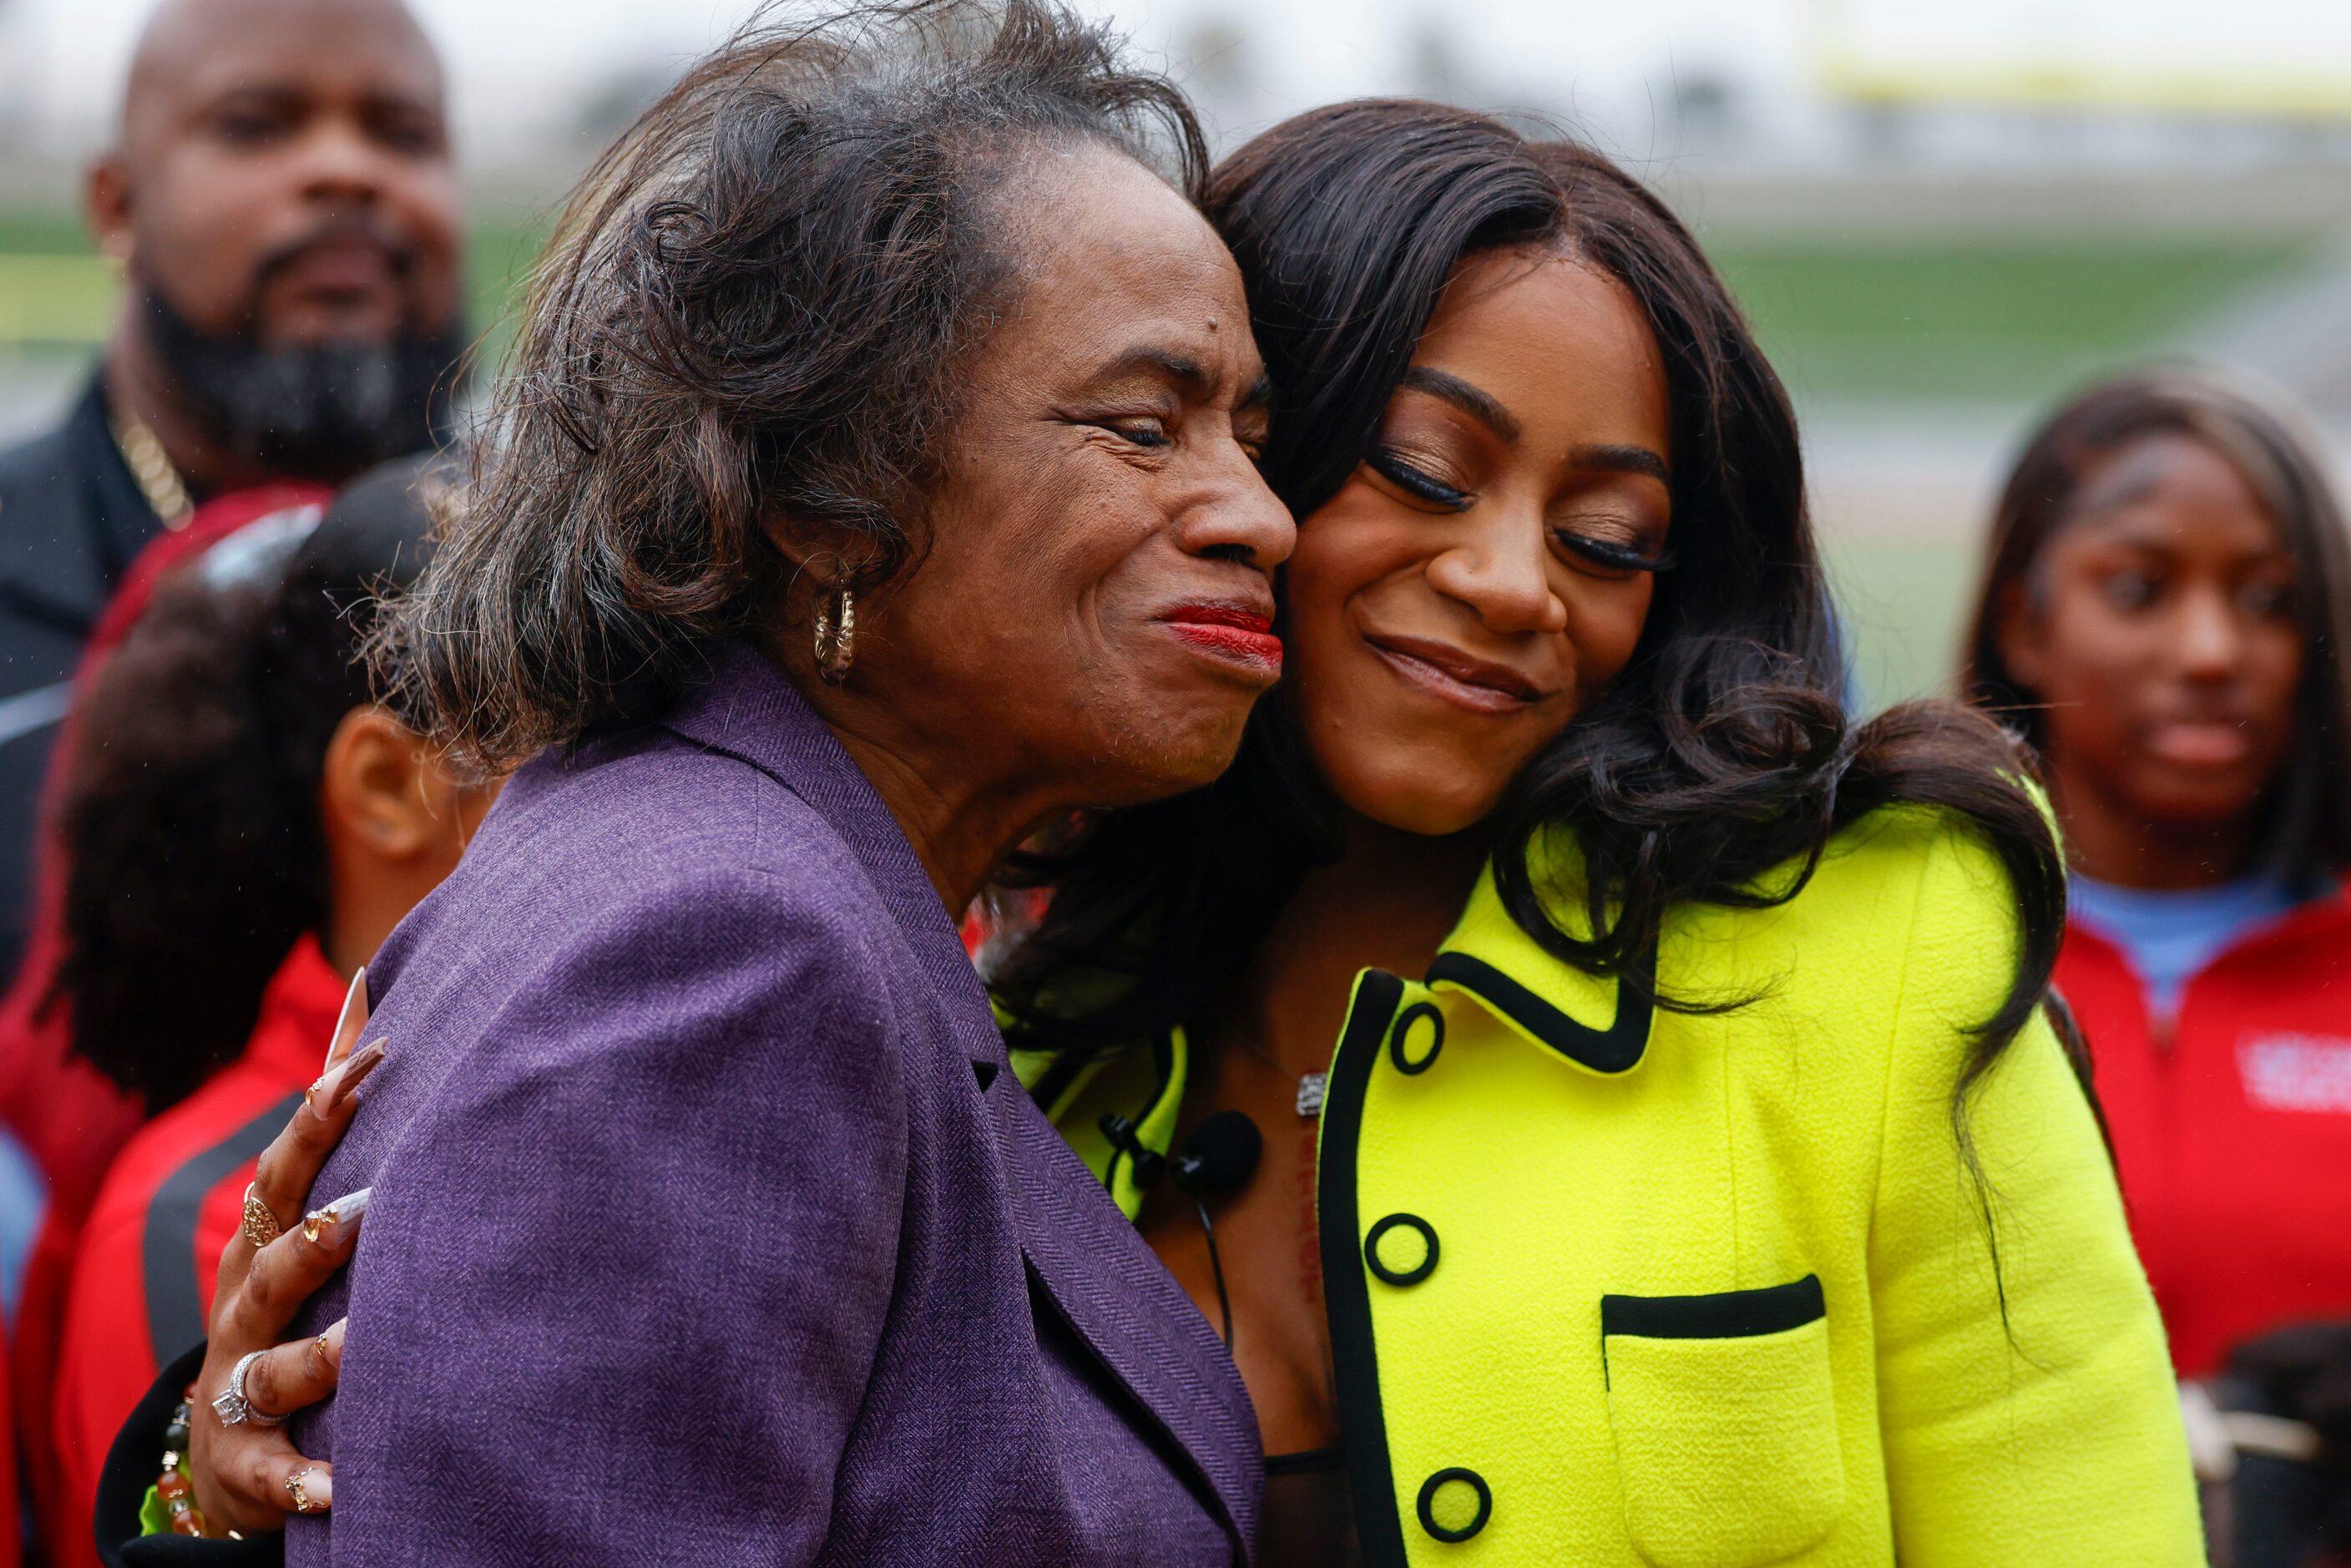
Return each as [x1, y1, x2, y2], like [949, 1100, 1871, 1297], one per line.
[286, 1467, 321, 1514]
[240, 1183, 282, 1248]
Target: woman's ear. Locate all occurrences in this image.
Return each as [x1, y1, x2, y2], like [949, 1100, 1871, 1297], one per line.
[1992, 576, 2048, 694]
[754, 524, 893, 690]
[320, 706, 443, 860]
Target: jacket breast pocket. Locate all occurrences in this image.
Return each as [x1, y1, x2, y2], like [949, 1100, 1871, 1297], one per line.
[1600, 1274, 1843, 1568]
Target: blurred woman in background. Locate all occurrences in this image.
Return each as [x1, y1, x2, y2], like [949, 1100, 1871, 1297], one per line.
[49, 459, 487, 1560]
[1965, 366, 2351, 1566]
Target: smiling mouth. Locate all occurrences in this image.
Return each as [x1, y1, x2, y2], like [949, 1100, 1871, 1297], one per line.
[1366, 635, 1550, 715]
[1160, 604, 1283, 674]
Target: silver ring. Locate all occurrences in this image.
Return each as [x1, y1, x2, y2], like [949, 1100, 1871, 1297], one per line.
[211, 1349, 286, 1429]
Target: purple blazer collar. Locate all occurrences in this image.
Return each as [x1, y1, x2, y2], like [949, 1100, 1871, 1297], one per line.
[657, 640, 1263, 1556]
[656, 639, 1003, 1068]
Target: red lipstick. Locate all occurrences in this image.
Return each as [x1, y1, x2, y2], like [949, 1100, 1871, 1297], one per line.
[1160, 604, 1283, 672]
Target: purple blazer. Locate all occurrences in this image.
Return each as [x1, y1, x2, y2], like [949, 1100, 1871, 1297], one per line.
[282, 642, 1260, 1565]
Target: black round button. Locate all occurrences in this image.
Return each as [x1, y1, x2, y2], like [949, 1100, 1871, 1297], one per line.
[1416, 1466, 1493, 1542]
[1388, 1001, 1444, 1075]
[1363, 1212, 1439, 1286]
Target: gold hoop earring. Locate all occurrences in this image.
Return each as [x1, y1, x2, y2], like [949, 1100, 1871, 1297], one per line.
[812, 587, 857, 684]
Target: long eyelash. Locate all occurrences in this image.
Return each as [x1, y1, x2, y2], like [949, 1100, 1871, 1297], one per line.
[1366, 451, 1472, 511]
[1559, 533, 1675, 574]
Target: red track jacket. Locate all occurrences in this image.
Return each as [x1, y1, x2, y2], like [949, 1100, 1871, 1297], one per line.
[51, 937, 340, 1568]
[2059, 885, 2351, 1378]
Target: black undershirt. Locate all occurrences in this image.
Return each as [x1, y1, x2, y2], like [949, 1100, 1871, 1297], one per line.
[1262, 1445, 1359, 1565]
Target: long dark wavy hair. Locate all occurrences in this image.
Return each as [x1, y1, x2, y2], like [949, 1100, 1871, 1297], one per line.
[371, 0, 1208, 776]
[56, 460, 437, 1111]
[996, 103, 2069, 1157]
[1963, 365, 2351, 873]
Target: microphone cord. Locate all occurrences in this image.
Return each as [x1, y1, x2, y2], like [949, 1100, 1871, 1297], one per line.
[1101, 1107, 1257, 1354]
[1194, 1194, 1234, 1351]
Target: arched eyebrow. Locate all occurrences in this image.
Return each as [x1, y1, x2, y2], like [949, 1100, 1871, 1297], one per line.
[1398, 367, 1668, 482]
[1398, 366, 1519, 443]
[1571, 443, 1669, 483]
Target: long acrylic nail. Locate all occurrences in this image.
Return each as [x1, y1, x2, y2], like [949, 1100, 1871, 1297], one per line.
[323, 968, 370, 1071]
[318, 1039, 389, 1116]
[301, 1187, 372, 1246]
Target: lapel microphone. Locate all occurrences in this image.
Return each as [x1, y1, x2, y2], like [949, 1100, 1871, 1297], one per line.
[1174, 1110, 1262, 1196]
[1099, 1109, 1263, 1196]
[1101, 1110, 1263, 1349]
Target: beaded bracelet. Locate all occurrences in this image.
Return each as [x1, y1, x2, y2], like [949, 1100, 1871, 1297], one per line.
[138, 1386, 213, 1538]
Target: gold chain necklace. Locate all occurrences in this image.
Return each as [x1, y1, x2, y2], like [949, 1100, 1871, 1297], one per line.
[107, 406, 195, 530]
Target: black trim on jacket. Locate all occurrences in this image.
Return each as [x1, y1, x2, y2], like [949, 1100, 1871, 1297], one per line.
[140, 1094, 303, 1366]
[1423, 946, 1656, 1074]
[1600, 1274, 1827, 1342]
[1317, 968, 1409, 1567]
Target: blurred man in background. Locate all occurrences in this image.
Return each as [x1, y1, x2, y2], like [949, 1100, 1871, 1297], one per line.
[0, 0, 463, 986]
[0, 3, 462, 1557]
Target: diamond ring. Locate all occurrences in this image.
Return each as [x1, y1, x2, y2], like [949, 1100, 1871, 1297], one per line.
[210, 1349, 286, 1429]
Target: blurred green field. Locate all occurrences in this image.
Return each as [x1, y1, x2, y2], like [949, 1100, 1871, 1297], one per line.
[0, 205, 2316, 392]
[1707, 237, 2308, 399]
[1828, 539, 1981, 710]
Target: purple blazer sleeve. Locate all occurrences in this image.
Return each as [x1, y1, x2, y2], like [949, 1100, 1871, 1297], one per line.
[314, 866, 908, 1566]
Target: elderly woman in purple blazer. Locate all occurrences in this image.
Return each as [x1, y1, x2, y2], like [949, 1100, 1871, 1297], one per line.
[128, 3, 1293, 1563]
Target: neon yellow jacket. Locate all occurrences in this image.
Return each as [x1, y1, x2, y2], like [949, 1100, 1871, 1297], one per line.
[1024, 807, 2204, 1566]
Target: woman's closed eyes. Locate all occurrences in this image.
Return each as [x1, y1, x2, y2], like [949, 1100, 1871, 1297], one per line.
[1556, 524, 1672, 576]
[1365, 448, 1473, 511]
[1364, 448, 1672, 577]
[1099, 414, 1172, 448]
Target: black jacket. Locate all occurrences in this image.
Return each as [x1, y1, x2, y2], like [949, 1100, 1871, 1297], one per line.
[0, 375, 166, 985]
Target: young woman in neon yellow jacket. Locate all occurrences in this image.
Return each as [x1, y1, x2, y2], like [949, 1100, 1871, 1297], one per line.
[993, 108, 2204, 1565]
[169, 94, 2202, 1568]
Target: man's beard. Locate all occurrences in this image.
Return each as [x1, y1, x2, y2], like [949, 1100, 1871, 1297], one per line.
[139, 287, 466, 484]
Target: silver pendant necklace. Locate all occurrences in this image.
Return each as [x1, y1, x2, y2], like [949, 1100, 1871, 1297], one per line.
[1294, 1072, 1327, 1120]
[1237, 1036, 1327, 1120]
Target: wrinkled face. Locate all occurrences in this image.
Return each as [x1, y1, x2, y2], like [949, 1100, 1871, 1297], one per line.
[98, 0, 461, 346]
[1285, 247, 1672, 835]
[854, 145, 1294, 809]
[1998, 432, 2303, 832]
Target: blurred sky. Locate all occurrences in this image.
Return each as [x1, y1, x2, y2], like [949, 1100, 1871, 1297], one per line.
[1, 0, 1796, 155]
[5, 0, 2349, 167]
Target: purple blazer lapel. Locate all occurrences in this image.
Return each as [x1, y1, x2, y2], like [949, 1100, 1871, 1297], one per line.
[990, 1082, 1263, 1561]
